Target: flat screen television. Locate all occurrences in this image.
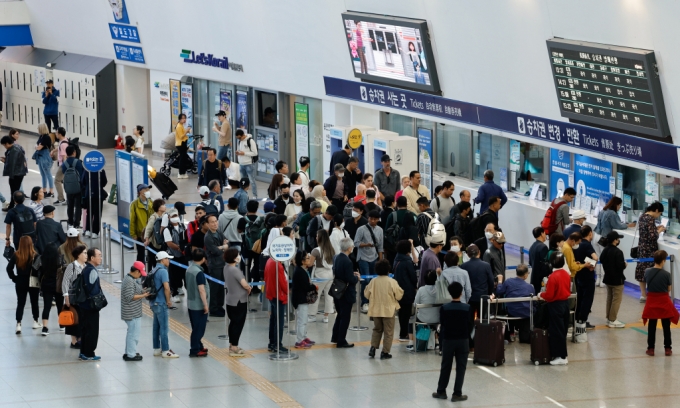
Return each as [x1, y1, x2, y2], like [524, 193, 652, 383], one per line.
[341, 11, 441, 95]
[257, 91, 278, 129]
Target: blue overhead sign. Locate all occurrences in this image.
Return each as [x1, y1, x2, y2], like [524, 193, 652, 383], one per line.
[83, 151, 106, 172]
[323, 76, 679, 171]
[114, 44, 145, 64]
[109, 23, 140, 43]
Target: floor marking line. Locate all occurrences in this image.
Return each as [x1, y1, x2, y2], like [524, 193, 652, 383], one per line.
[545, 396, 567, 407]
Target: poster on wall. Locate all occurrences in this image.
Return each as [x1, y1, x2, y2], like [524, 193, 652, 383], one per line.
[219, 91, 232, 119]
[323, 123, 334, 179]
[180, 83, 193, 130]
[417, 128, 433, 194]
[550, 149, 572, 201]
[169, 79, 181, 131]
[509, 140, 520, 172]
[645, 171, 658, 203]
[574, 155, 612, 208]
[295, 103, 310, 171]
[236, 91, 248, 132]
[108, 0, 130, 24]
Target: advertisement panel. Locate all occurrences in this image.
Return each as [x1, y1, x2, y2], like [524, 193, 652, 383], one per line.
[417, 128, 433, 194]
[550, 149, 572, 201]
[295, 103, 309, 170]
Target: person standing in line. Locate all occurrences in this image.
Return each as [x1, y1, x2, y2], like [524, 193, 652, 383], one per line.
[208, 179, 225, 216]
[594, 196, 636, 287]
[150, 251, 179, 358]
[642, 250, 678, 357]
[343, 157, 362, 203]
[329, 213, 349, 257]
[528, 227, 549, 295]
[35, 205, 66, 254]
[235, 178, 251, 216]
[418, 236, 444, 287]
[415, 196, 437, 246]
[460, 244, 494, 350]
[7, 236, 42, 334]
[213, 110, 232, 161]
[298, 156, 311, 192]
[562, 209, 587, 239]
[219, 197, 243, 252]
[431, 180, 456, 224]
[573, 225, 598, 335]
[62, 243, 87, 349]
[365, 259, 403, 360]
[2, 136, 28, 211]
[538, 252, 572, 365]
[393, 240, 418, 343]
[361, 173, 382, 207]
[274, 183, 293, 215]
[204, 214, 229, 317]
[78, 248, 104, 361]
[600, 231, 627, 328]
[495, 264, 534, 343]
[482, 231, 507, 281]
[53, 127, 69, 205]
[185, 249, 210, 358]
[292, 251, 317, 349]
[440, 252, 472, 304]
[329, 144, 353, 176]
[635, 202, 665, 303]
[402, 171, 431, 215]
[235, 129, 260, 200]
[163, 209, 187, 302]
[264, 252, 290, 353]
[81, 167, 108, 239]
[394, 176, 410, 202]
[374, 154, 400, 200]
[284, 188, 305, 229]
[432, 282, 471, 402]
[144, 199, 167, 269]
[5, 191, 37, 247]
[38, 241, 63, 335]
[331, 238, 360, 348]
[450, 190, 473, 222]
[129, 184, 153, 262]
[324, 163, 347, 210]
[62, 145, 84, 228]
[33, 124, 55, 198]
[121, 261, 149, 361]
[224, 248, 250, 357]
[198, 148, 227, 190]
[473, 170, 508, 215]
[308, 229, 336, 324]
[354, 210, 384, 312]
[175, 113, 191, 179]
[42, 80, 60, 130]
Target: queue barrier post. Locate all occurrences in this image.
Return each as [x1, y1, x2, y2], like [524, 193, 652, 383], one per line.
[107, 224, 118, 275]
[520, 246, 525, 264]
[349, 279, 368, 331]
[672, 255, 675, 302]
[115, 234, 125, 284]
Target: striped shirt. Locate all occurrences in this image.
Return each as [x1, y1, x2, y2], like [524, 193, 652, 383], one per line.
[121, 274, 144, 320]
[62, 261, 84, 297]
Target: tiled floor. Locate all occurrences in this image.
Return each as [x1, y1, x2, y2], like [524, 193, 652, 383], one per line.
[0, 130, 677, 407]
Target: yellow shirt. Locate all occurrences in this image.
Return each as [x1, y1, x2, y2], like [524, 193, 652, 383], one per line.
[175, 123, 188, 146]
[562, 243, 584, 278]
[364, 276, 404, 318]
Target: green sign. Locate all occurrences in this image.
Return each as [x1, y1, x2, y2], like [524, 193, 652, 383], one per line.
[294, 103, 309, 171]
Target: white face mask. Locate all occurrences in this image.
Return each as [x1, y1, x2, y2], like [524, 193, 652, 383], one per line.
[572, 244, 580, 250]
[485, 232, 494, 239]
[170, 217, 180, 224]
[144, 191, 151, 199]
[351, 211, 360, 218]
[450, 245, 460, 253]
[340, 222, 345, 229]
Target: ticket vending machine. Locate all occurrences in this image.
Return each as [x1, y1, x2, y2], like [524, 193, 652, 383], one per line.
[327, 125, 374, 175]
[365, 130, 399, 173]
[385, 135, 418, 179]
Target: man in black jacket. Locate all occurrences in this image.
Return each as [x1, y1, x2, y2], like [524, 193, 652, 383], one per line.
[528, 226, 549, 295]
[35, 205, 66, 253]
[460, 244, 494, 349]
[329, 144, 352, 175]
[273, 183, 292, 215]
[343, 157, 362, 202]
[198, 148, 227, 188]
[324, 164, 346, 210]
[331, 237, 360, 348]
[306, 205, 337, 249]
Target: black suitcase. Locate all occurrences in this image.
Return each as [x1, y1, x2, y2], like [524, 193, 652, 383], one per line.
[530, 297, 551, 365]
[473, 296, 505, 367]
[150, 173, 178, 200]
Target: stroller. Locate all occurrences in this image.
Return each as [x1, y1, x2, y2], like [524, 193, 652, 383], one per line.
[159, 134, 204, 177]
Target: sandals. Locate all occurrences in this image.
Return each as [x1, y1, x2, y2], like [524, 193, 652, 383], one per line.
[229, 347, 246, 357]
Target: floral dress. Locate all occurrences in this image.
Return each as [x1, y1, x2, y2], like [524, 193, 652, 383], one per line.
[634, 213, 658, 282]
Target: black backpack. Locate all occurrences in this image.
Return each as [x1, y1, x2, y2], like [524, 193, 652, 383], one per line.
[68, 271, 88, 305]
[14, 206, 36, 241]
[63, 159, 81, 195]
[245, 137, 258, 163]
[202, 197, 218, 216]
[151, 217, 165, 250]
[142, 267, 162, 301]
[244, 216, 266, 251]
[384, 212, 402, 250]
[469, 210, 492, 243]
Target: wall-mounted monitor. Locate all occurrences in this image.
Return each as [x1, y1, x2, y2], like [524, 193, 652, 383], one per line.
[546, 38, 671, 140]
[342, 11, 441, 95]
[257, 91, 278, 129]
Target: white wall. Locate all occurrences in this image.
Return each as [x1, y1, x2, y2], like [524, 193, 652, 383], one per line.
[0, 1, 29, 25]
[149, 69, 182, 154]
[116, 65, 149, 144]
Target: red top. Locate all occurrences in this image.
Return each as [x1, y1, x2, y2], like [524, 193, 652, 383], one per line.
[541, 269, 571, 302]
[395, 190, 404, 200]
[642, 292, 679, 325]
[187, 220, 199, 241]
[264, 258, 288, 304]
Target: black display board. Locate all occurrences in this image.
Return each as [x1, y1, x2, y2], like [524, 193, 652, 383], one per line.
[546, 38, 670, 139]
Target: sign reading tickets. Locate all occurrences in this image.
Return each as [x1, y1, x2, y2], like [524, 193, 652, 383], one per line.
[269, 236, 296, 262]
[347, 128, 363, 149]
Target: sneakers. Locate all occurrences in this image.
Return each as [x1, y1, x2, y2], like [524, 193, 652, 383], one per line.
[44, 192, 54, 198]
[295, 341, 312, 349]
[398, 337, 409, 342]
[406, 345, 414, 352]
[607, 320, 625, 328]
[178, 174, 189, 179]
[229, 348, 246, 357]
[380, 352, 392, 360]
[59, 326, 65, 331]
[84, 231, 91, 237]
[162, 350, 179, 358]
[323, 316, 329, 323]
[41, 327, 49, 336]
[640, 296, 647, 303]
[32, 320, 42, 329]
[172, 296, 181, 303]
[189, 350, 208, 358]
[361, 304, 369, 314]
[307, 315, 317, 323]
[153, 349, 162, 356]
[15, 322, 21, 334]
[177, 288, 185, 296]
[585, 322, 596, 330]
[665, 348, 672, 356]
[646, 348, 655, 356]
[91, 233, 98, 239]
[303, 338, 316, 345]
[549, 357, 568, 365]
[123, 354, 143, 361]
[54, 199, 66, 206]
[79, 354, 101, 361]
[598, 281, 606, 288]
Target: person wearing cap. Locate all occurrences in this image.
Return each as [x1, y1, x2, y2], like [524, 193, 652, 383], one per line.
[198, 148, 227, 190]
[35, 204, 66, 254]
[329, 144, 353, 176]
[199, 184, 221, 214]
[324, 163, 347, 210]
[61, 144, 84, 229]
[163, 209, 187, 302]
[562, 209, 587, 239]
[374, 154, 401, 200]
[186, 248, 211, 357]
[298, 156, 310, 191]
[235, 129, 260, 199]
[121, 261, 150, 361]
[483, 231, 507, 280]
[418, 232, 445, 288]
[234, 178, 251, 216]
[205, 214, 229, 317]
[213, 110, 232, 162]
[223, 156, 241, 190]
[130, 184, 154, 263]
[600, 231, 627, 328]
[42, 79, 60, 131]
[149, 251, 179, 358]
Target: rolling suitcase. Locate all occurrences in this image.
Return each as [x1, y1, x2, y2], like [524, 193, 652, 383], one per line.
[473, 296, 505, 367]
[530, 297, 551, 365]
[150, 173, 178, 200]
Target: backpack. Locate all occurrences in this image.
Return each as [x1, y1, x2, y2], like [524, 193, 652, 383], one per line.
[63, 159, 81, 195]
[469, 210, 492, 243]
[343, 200, 354, 218]
[423, 212, 446, 246]
[245, 137, 258, 163]
[244, 216, 266, 251]
[142, 267, 162, 301]
[14, 206, 36, 241]
[202, 197, 219, 216]
[541, 199, 568, 236]
[384, 212, 402, 250]
[151, 217, 166, 250]
[68, 270, 88, 305]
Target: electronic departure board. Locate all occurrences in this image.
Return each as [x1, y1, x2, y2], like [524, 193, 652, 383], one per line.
[546, 38, 671, 140]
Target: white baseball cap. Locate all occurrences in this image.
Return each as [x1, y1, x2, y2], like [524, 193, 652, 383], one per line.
[572, 209, 587, 220]
[198, 186, 210, 195]
[155, 251, 174, 261]
[66, 227, 80, 238]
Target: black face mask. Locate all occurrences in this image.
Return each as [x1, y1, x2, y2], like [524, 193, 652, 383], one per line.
[282, 194, 290, 199]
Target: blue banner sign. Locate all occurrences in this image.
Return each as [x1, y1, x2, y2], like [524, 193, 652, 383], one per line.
[114, 44, 145, 64]
[550, 149, 572, 201]
[574, 155, 612, 201]
[83, 150, 106, 172]
[109, 23, 140, 43]
[324, 76, 679, 171]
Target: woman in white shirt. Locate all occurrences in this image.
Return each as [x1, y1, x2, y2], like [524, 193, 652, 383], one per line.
[329, 214, 349, 257]
[308, 229, 336, 323]
[27, 187, 45, 221]
[284, 190, 305, 237]
[134, 126, 145, 155]
[289, 173, 303, 194]
[262, 215, 287, 257]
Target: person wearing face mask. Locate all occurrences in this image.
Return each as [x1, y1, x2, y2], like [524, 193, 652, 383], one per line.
[274, 183, 293, 215]
[163, 209, 188, 303]
[329, 214, 349, 257]
[224, 248, 251, 356]
[324, 163, 348, 210]
[562, 232, 595, 279]
[186, 248, 211, 358]
[306, 205, 337, 250]
[343, 202, 368, 242]
[599, 232, 627, 329]
[474, 223, 497, 255]
[448, 237, 469, 265]
[483, 231, 507, 281]
[130, 184, 154, 263]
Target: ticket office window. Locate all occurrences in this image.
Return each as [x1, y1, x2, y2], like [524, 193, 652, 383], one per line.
[618, 164, 647, 217]
[514, 143, 549, 195]
[435, 124, 471, 178]
[383, 112, 415, 136]
[473, 132, 508, 183]
[659, 174, 680, 234]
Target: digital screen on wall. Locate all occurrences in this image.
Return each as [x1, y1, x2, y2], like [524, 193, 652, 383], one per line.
[546, 38, 671, 140]
[342, 11, 441, 95]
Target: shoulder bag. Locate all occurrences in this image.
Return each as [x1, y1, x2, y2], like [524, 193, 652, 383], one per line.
[29, 255, 41, 288]
[305, 270, 319, 304]
[630, 221, 640, 259]
[329, 278, 349, 301]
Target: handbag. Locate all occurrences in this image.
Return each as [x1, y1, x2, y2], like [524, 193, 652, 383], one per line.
[434, 275, 452, 304]
[251, 238, 263, 254]
[29, 255, 41, 288]
[597, 236, 608, 247]
[108, 184, 117, 205]
[329, 278, 349, 301]
[88, 293, 108, 311]
[3, 245, 14, 261]
[306, 285, 319, 304]
[630, 222, 639, 258]
[415, 325, 431, 352]
[58, 306, 79, 326]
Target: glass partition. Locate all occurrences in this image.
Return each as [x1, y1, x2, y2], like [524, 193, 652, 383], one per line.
[619, 164, 647, 217]
[193, 79, 209, 143]
[383, 112, 415, 135]
[514, 142, 549, 194]
[473, 132, 508, 183]
[435, 124, 471, 178]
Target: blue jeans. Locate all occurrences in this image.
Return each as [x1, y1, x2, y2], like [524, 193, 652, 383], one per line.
[37, 156, 54, 189]
[358, 260, 376, 305]
[188, 309, 208, 355]
[151, 303, 169, 351]
[125, 317, 141, 358]
[268, 299, 286, 348]
[240, 163, 258, 197]
[217, 145, 232, 162]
